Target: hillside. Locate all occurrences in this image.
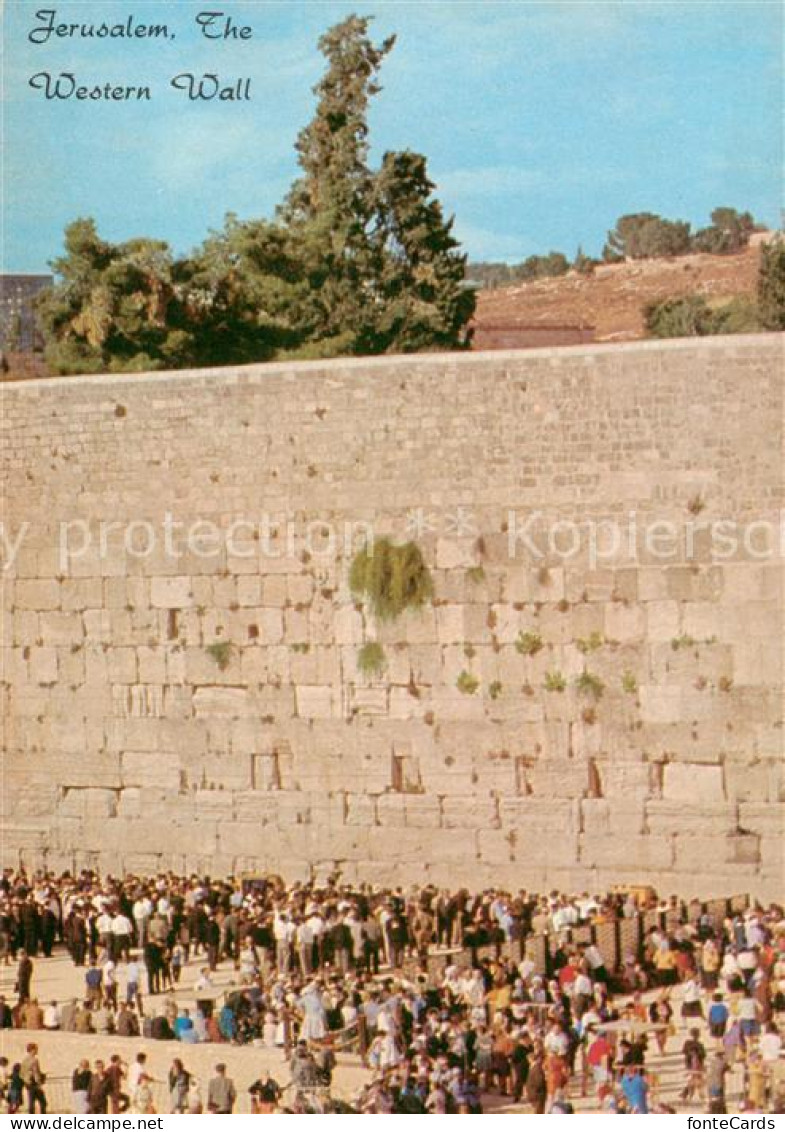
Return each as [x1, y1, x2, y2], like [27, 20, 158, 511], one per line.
[473, 239, 766, 343]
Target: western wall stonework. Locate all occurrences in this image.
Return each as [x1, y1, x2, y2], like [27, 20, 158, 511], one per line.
[2, 335, 783, 898]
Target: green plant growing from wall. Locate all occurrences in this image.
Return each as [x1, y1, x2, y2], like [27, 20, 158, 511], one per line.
[515, 631, 543, 656]
[671, 634, 695, 651]
[621, 670, 638, 694]
[349, 538, 433, 621]
[466, 565, 486, 584]
[357, 641, 386, 678]
[544, 669, 566, 693]
[463, 643, 476, 659]
[206, 641, 234, 670]
[576, 668, 605, 700]
[488, 680, 503, 700]
[456, 670, 479, 695]
[576, 631, 604, 654]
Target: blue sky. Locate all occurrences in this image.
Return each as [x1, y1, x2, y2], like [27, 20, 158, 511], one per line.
[3, 1, 782, 271]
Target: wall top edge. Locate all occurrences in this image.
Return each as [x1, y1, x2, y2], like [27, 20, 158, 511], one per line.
[3, 332, 783, 396]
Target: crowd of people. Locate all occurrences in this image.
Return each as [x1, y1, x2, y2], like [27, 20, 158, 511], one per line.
[0, 866, 783, 1114]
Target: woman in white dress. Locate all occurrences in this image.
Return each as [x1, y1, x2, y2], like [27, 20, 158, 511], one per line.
[299, 982, 327, 1042]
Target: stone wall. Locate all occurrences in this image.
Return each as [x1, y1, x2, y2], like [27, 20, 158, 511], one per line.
[2, 335, 783, 898]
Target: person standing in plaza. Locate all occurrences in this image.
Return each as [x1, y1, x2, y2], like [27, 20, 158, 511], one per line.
[15, 950, 33, 1002]
[20, 1043, 46, 1114]
[207, 1063, 236, 1114]
[71, 1059, 91, 1114]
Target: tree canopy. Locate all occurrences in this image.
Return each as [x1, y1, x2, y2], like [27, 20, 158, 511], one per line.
[40, 14, 474, 375]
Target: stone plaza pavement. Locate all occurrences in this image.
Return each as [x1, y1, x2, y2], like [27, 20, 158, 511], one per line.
[0, 950, 752, 1114]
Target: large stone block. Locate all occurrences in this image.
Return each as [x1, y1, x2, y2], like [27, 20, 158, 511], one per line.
[295, 684, 337, 719]
[150, 576, 194, 608]
[15, 579, 60, 611]
[645, 800, 736, 836]
[639, 685, 682, 723]
[121, 751, 182, 791]
[28, 648, 58, 683]
[193, 685, 254, 718]
[663, 763, 725, 804]
[580, 833, 673, 871]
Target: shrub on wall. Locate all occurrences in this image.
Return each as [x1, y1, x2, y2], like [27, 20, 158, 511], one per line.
[206, 641, 234, 670]
[349, 538, 433, 622]
[357, 641, 386, 678]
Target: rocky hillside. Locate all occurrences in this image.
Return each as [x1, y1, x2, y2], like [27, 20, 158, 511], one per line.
[473, 238, 769, 343]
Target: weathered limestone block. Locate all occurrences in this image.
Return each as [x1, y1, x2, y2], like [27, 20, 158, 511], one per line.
[441, 796, 499, 830]
[526, 758, 589, 799]
[738, 803, 784, 836]
[345, 793, 377, 827]
[150, 576, 194, 608]
[137, 647, 166, 685]
[499, 798, 580, 837]
[476, 829, 513, 864]
[39, 611, 84, 646]
[59, 787, 116, 819]
[645, 601, 680, 641]
[53, 753, 123, 791]
[598, 761, 651, 798]
[121, 751, 182, 791]
[1, 824, 49, 850]
[234, 792, 279, 824]
[193, 791, 236, 819]
[106, 647, 137, 684]
[604, 603, 645, 642]
[295, 684, 337, 719]
[403, 795, 441, 828]
[83, 609, 113, 644]
[645, 800, 737, 836]
[436, 538, 477, 570]
[184, 647, 242, 684]
[28, 647, 58, 684]
[388, 687, 428, 720]
[581, 798, 645, 836]
[15, 579, 60, 611]
[432, 687, 486, 721]
[408, 645, 444, 687]
[193, 685, 253, 718]
[639, 685, 682, 723]
[436, 605, 465, 645]
[725, 761, 782, 805]
[580, 833, 673, 871]
[261, 576, 287, 606]
[672, 834, 739, 869]
[663, 763, 725, 804]
[334, 606, 364, 645]
[216, 824, 274, 855]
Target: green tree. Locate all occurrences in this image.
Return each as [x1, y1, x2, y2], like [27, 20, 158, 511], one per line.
[513, 251, 570, 281]
[364, 149, 475, 352]
[758, 237, 785, 330]
[281, 15, 473, 356]
[40, 16, 475, 371]
[280, 15, 395, 353]
[692, 207, 757, 254]
[37, 218, 192, 374]
[644, 293, 762, 338]
[603, 212, 691, 260]
[644, 295, 714, 338]
[179, 215, 309, 364]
